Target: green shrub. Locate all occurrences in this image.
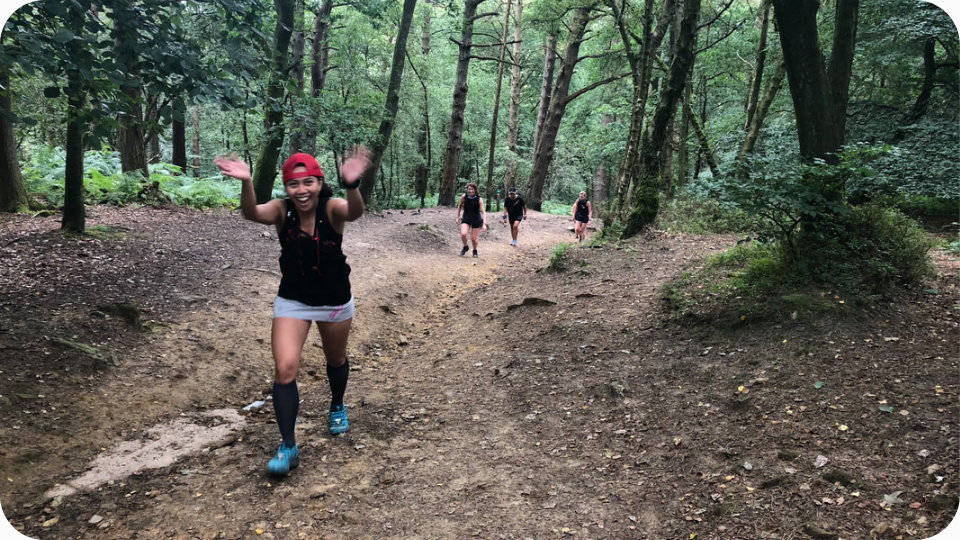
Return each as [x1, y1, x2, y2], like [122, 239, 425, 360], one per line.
[541, 200, 572, 216]
[546, 243, 571, 272]
[658, 194, 760, 234]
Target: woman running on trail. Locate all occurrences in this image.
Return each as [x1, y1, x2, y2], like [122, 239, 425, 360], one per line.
[502, 186, 527, 246]
[572, 191, 591, 243]
[214, 147, 372, 477]
[456, 182, 487, 257]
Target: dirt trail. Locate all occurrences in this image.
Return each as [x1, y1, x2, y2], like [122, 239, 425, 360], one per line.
[1, 205, 957, 540]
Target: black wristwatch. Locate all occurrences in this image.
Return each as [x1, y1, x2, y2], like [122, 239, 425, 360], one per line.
[342, 179, 361, 190]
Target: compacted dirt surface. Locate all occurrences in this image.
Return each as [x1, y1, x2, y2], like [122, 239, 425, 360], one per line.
[0, 205, 957, 540]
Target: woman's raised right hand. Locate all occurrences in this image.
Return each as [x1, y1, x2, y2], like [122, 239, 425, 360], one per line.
[214, 155, 252, 182]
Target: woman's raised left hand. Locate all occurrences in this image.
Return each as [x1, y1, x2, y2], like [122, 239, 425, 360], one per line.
[340, 146, 373, 184]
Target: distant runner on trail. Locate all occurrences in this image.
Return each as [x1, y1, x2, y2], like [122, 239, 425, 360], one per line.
[502, 186, 527, 247]
[572, 191, 591, 243]
[214, 147, 372, 477]
[456, 183, 487, 257]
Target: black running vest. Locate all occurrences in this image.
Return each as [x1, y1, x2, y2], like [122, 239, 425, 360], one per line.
[277, 198, 352, 306]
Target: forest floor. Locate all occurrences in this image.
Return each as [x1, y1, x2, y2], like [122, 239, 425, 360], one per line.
[0, 204, 957, 540]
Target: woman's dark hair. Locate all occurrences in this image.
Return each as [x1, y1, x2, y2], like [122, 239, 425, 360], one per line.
[319, 181, 333, 198]
[465, 182, 478, 195]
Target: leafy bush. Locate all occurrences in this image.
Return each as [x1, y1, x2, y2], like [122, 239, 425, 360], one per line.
[541, 200, 572, 216]
[546, 243, 571, 272]
[658, 190, 761, 234]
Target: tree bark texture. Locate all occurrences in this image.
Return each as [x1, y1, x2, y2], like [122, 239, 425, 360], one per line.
[287, 0, 307, 155]
[592, 115, 613, 211]
[771, 0, 858, 164]
[903, 37, 937, 125]
[526, 7, 593, 211]
[117, 80, 149, 178]
[744, 0, 770, 130]
[172, 118, 186, 171]
[0, 67, 28, 213]
[62, 75, 86, 232]
[533, 32, 557, 153]
[609, 0, 678, 219]
[413, 3, 432, 206]
[191, 103, 201, 177]
[623, 0, 701, 237]
[738, 56, 786, 159]
[484, 0, 512, 210]
[252, 0, 295, 203]
[504, 0, 523, 191]
[145, 100, 160, 164]
[438, 0, 488, 207]
[358, 0, 418, 205]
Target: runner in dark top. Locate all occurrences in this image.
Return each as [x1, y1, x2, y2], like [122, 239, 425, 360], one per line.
[214, 147, 371, 477]
[456, 183, 487, 257]
[502, 186, 527, 246]
[572, 191, 591, 243]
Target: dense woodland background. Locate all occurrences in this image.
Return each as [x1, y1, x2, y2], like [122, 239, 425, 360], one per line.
[0, 0, 958, 295]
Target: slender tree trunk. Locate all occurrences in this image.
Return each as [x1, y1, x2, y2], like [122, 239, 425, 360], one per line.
[145, 100, 160, 164]
[608, 0, 678, 218]
[301, 0, 333, 156]
[592, 114, 613, 212]
[438, 0, 488, 207]
[744, 0, 770, 130]
[62, 74, 86, 232]
[903, 37, 937, 125]
[484, 0, 512, 210]
[623, 0, 701, 237]
[527, 7, 592, 211]
[504, 0, 523, 191]
[413, 2, 432, 206]
[677, 70, 692, 186]
[172, 118, 186, 171]
[117, 78, 149, 178]
[533, 32, 557, 152]
[191, 103, 201, 177]
[0, 66, 28, 213]
[252, 0, 296, 203]
[358, 0, 419, 205]
[287, 0, 306, 155]
[690, 107, 719, 177]
[738, 56, 786, 159]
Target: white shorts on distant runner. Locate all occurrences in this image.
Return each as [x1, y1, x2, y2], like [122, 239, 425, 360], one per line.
[273, 296, 355, 322]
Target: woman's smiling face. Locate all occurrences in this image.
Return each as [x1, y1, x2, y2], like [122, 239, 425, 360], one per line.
[285, 165, 322, 212]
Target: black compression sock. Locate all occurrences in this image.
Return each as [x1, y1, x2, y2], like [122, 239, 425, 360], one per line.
[273, 380, 299, 448]
[327, 359, 350, 408]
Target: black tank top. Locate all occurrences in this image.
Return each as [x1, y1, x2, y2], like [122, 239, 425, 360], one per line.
[576, 199, 589, 216]
[463, 194, 481, 217]
[277, 198, 352, 306]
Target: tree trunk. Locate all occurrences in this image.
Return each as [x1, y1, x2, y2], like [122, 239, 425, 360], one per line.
[438, 0, 488, 207]
[608, 0, 678, 219]
[677, 69, 692, 186]
[484, 0, 512, 210]
[738, 56, 786, 159]
[744, 0, 770, 130]
[301, 0, 333, 156]
[533, 32, 557, 153]
[172, 118, 186, 171]
[252, 0, 296, 203]
[62, 75, 86, 232]
[145, 99, 160, 164]
[771, 0, 858, 165]
[623, 0, 701, 237]
[689, 106, 719, 177]
[527, 7, 592, 211]
[413, 2, 432, 206]
[191, 103, 201, 177]
[0, 66, 28, 213]
[592, 115, 612, 212]
[287, 0, 306, 155]
[117, 79, 149, 178]
[358, 0, 419, 205]
[903, 37, 936, 125]
[504, 0, 523, 191]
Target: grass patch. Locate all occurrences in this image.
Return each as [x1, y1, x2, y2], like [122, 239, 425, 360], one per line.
[545, 243, 571, 272]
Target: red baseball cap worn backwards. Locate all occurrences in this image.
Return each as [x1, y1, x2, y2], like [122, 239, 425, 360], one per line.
[282, 153, 324, 184]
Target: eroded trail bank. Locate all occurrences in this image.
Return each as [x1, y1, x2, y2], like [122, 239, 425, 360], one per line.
[1, 206, 957, 540]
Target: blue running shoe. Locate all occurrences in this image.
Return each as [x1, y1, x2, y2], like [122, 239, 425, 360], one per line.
[267, 443, 299, 476]
[330, 404, 350, 434]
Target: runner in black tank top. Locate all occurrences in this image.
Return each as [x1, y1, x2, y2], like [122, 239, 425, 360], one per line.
[215, 147, 372, 477]
[571, 191, 592, 243]
[456, 183, 487, 257]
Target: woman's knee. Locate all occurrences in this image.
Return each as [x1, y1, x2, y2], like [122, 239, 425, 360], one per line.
[274, 360, 299, 383]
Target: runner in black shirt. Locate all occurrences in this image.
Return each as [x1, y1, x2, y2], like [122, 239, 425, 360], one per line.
[571, 191, 591, 243]
[502, 187, 527, 246]
[456, 183, 487, 257]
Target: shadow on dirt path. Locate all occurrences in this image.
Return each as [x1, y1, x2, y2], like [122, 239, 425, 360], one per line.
[1, 205, 957, 540]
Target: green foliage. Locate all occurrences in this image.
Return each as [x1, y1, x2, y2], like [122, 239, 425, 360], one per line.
[540, 200, 572, 216]
[545, 242, 571, 272]
[658, 190, 761, 234]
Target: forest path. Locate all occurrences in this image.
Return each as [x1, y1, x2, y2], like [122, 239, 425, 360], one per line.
[2, 205, 957, 540]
